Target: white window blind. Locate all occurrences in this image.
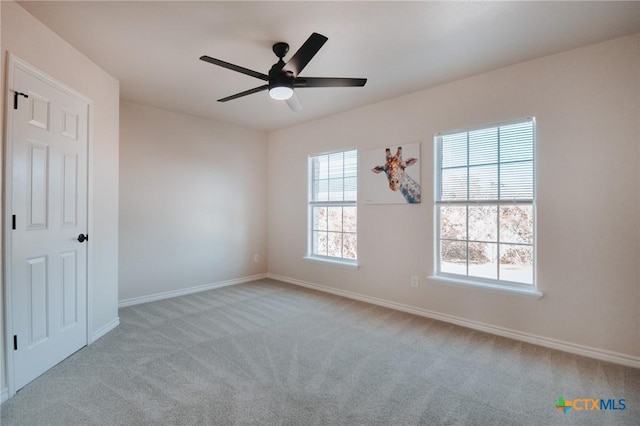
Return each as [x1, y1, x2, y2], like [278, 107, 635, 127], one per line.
[438, 120, 534, 203]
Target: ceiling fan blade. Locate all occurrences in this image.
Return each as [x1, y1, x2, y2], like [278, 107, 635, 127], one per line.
[218, 85, 269, 102]
[286, 91, 303, 112]
[200, 55, 269, 81]
[282, 33, 328, 76]
[295, 77, 367, 87]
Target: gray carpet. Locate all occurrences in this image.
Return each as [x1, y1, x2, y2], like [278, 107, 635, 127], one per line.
[1, 279, 638, 425]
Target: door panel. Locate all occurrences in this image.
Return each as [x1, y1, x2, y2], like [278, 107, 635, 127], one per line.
[28, 141, 49, 229]
[62, 155, 78, 227]
[27, 256, 48, 347]
[8, 60, 89, 391]
[27, 93, 49, 130]
[61, 250, 78, 328]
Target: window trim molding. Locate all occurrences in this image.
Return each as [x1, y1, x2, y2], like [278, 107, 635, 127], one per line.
[433, 118, 537, 292]
[303, 255, 359, 269]
[427, 275, 543, 299]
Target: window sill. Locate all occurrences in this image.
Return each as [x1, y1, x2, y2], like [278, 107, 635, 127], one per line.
[303, 256, 359, 269]
[427, 275, 543, 299]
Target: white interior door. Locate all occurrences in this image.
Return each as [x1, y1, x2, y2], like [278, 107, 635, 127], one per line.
[6, 57, 89, 391]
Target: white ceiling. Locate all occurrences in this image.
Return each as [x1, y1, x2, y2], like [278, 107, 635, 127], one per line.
[18, 1, 640, 132]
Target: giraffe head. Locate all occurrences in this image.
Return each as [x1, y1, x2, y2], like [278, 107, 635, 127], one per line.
[371, 147, 418, 191]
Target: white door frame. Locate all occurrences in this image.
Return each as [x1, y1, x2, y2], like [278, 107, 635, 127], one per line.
[3, 54, 94, 398]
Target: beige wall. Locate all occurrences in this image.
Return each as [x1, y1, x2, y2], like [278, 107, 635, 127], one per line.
[119, 101, 268, 302]
[1, 1, 120, 392]
[268, 34, 640, 360]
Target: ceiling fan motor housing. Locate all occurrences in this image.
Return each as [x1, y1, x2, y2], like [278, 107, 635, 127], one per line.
[269, 68, 294, 90]
[269, 42, 294, 91]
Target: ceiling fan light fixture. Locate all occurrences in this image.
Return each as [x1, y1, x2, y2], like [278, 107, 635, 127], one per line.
[269, 85, 294, 100]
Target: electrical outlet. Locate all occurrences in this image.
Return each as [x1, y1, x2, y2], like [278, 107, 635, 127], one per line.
[410, 275, 419, 288]
[253, 254, 259, 262]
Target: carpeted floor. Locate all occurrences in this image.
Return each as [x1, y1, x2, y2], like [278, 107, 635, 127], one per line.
[1, 278, 638, 425]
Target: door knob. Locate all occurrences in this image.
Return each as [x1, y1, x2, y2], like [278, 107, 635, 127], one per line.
[77, 233, 88, 243]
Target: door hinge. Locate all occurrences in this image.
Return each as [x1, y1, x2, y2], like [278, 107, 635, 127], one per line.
[13, 91, 29, 110]
[12, 215, 16, 230]
[13, 335, 18, 351]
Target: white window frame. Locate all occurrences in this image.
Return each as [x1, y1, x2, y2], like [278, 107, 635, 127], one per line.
[306, 149, 358, 267]
[431, 118, 540, 297]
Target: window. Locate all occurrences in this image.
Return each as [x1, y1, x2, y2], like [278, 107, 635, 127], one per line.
[435, 119, 535, 288]
[308, 150, 357, 263]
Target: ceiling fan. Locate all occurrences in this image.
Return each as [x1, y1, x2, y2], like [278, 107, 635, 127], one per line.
[199, 32, 367, 111]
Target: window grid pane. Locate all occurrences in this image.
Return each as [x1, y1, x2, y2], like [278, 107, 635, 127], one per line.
[436, 119, 534, 286]
[440, 168, 468, 201]
[309, 150, 357, 262]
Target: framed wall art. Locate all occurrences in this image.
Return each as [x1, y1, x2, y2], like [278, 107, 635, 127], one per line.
[362, 142, 421, 204]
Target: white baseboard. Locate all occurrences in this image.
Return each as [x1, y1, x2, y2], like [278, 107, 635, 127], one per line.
[118, 273, 269, 308]
[89, 317, 120, 344]
[1, 387, 8, 403]
[268, 273, 640, 369]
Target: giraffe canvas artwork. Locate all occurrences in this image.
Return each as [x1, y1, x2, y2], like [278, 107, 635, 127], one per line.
[363, 142, 422, 204]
